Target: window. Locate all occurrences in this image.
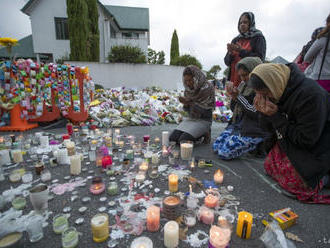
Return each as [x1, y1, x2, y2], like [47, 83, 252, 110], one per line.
[122, 32, 139, 39]
[110, 24, 116, 38]
[55, 17, 69, 40]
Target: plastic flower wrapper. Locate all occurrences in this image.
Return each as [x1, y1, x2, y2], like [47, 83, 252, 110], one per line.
[260, 221, 296, 248]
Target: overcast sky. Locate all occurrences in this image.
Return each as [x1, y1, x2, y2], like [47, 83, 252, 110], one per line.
[1, 0, 329, 74]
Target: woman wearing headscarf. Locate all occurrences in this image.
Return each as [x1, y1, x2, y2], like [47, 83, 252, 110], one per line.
[169, 65, 215, 144]
[304, 14, 330, 92]
[213, 57, 270, 160]
[224, 12, 266, 87]
[249, 63, 330, 204]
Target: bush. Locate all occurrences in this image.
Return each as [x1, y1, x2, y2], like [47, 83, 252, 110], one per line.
[171, 54, 202, 69]
[108, 45, 146, 64]
[95, 83, 104, 90]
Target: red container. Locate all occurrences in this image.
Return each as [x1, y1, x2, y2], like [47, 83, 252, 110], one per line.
[102, 156, 112, 169]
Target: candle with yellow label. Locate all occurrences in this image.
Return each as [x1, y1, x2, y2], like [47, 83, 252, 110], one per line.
[146, 205, 160, 232]
[214, 169, 224, 184]
[168, 174, 178, 192]
[236, 211, 253, 239]
[91, 214, 109, 243]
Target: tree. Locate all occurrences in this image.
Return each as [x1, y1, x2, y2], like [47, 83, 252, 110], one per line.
[170, 30, 179, 65]
[85, 0, 99, 61]
[148, 48, 165, 64]
[172, 54, 202, 69]
[108, 45, 146, 63]
[67, 0, 89, 61]
[206, 65, 221, 80]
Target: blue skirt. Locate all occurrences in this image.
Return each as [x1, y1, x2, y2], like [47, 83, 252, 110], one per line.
[213, 128, 263, 160]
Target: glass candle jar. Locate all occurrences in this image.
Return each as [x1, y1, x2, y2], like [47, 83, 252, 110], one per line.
[180, 141, 194, 160]
[12, 197, 26, 210]
[107, 182, 118, 196]
[89, 150, 96, 162]
[9, 170, 21, 183]
[26, 215, 44, 243]
[184, 209, 197, 227]
[40, 169, 51, 182]
[11, 149, 23, 163]
[62, 227, 79, 248]
[53, 214, 69, 234]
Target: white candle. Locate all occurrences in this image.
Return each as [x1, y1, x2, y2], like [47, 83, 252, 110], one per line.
[162, 131, 169, 146]
[135, 173, 146, 183]
[70, 155, 81, 175]
[11, 150, 23, 163]
[151, 153, 159, 164]
[180, 142, 193, 160]
[0, 150, 11, 165]
[40, 136, 49, 147]
[164, 221, 179, 248]
[58, 148, 68, 165]
[131, 236, 153, 248]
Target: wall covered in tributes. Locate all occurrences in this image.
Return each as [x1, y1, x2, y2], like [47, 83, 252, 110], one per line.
[66, 62, 185, 90]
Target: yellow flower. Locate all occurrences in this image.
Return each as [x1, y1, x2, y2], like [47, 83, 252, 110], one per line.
[0, 37, 18, 47]
[80, 66, 89, 74]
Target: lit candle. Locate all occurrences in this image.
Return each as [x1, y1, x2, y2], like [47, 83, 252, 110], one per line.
[209, 225, 231, 248]
[218, 216, 229, 227]
[70, 155, 81, 175]
[146, 205, 160, 232]
[204, 193, 219, 208]
[199, 207, 214, 225]
[236, 211, 253, 239]
[162, 131, 169, 146]
[139, 161, 149, 172]
[214, 169, 224, 184]
[90, 177, 105, 195]
[168, 174, 178, 193]
[180, 142, 193, 160]
[190, 157, 195, 171]
[11, 150, 23, 163]
[91, 214, 109, 243]
[154, 137, 160, 144]
[135, 172, 146, 183]
[130, 236, 153, 248]
[164, 221, 179, 248]
[151, 153, 159, 164]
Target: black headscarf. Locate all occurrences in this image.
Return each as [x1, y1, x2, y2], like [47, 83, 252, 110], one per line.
[236, 12, 263, 39]
[300, 27, 324, 58]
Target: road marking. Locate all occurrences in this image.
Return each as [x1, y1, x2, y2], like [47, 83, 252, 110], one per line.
[213, 161, 242, 179]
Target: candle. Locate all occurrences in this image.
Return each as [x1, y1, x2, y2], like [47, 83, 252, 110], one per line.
[180, 142, 193, 160]
[184, 209, 197, 227]
[236, 211, 253, 239]
[9, 170, 21, 183]
[91, 214, 109, 243]
[143, 135, 150, 143]
[164, 221, 179, 248]
[209, 225, 231, 248]
[53, 214, 69, 234]
[218, 216, 230, 228]
[104, 136, 112, 147]
[40, 136, 49, 148]
[199, 207, 214, 225]
[168, 174, 178, 193]
[204, 193, 219, 208]
[12, 197, 26, 210]
[58, 148, 69, 165]
[151, 153, 159, 165]
[163, 196, 181, 220]
[22, 171, 33, 183]
[139, 161, 149, 172]
[102, 155, 112, 169]
[90, 177, 105, 195]
[154, 137, 160, 144]
[90, 140, 97, 150]
[62, 134, 70, 141]
[0, 232, 23, 248]
[89, 150, 96, 162]
[0, 150, 11, 164]
[162, 131, 169, 146]
[135, 172, 146, 183]
[62, 227, 79, 248]
[146, 205, 160, 232]
[162, 145, 169, 157]
[35, 161, 45, 175]
[118, 140, 125, 148]
[190, 157, 195, 171]
[214, 169, 224, 184]
[126, 149, 134, 160]
[40, 169, 51, 182]
[70, 155, 81, 175]
[107, 182, 118, 195]
[66, 141, 75, 156]
[114, 129, 120, 136]
[66, 122, 73, 135]
[130, 237, 153, 248]
[11, 150, 23, 163]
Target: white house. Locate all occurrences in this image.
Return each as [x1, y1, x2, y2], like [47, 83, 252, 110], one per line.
[21, 0, 150, 63]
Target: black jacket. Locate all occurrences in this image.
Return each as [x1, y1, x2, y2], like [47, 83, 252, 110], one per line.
[261, 63, 330, 188]
[224, 35, 266, 80]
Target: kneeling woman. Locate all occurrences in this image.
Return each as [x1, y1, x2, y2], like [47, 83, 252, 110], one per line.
[250, 63, 330, 203]
[169, 65, 215, 144]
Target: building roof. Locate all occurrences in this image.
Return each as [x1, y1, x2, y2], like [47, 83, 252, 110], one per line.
[104, 5, 149, 31]
[21, 0, 149, 31]
[0, 35, 46, 59]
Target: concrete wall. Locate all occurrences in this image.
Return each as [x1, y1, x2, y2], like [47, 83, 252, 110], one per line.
[66, 62, 185, 90]
[30, 0, 70, 61]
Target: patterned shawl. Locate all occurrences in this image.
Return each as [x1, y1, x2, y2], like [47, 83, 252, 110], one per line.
[183, 65, 215, 110]
[236, 12, 263, 39]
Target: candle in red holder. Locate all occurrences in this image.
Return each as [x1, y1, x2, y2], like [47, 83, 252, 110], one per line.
[143, 135, 150, 143]
[90, 177, 105, 195]
[62, 134, 70, 141]
[66, 123, 73, 136]
[102, 156, 112, 169]
[146, 205, 160, 232]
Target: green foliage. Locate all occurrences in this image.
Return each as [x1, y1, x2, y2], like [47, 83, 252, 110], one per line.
[86, 0, 100, 61]
[67, 0, 89, 61]
[95, 83, 104, 90]
[206, 65, 221, 80]
[223, 67, 229, 78]
[148, 48, 165, 64]
[172, 54, 202, 69]
[108, 45, 146, 63]
[170, 30, 179, 65]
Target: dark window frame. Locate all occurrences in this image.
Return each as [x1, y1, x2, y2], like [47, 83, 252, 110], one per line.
[54, 17, 69, 40]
